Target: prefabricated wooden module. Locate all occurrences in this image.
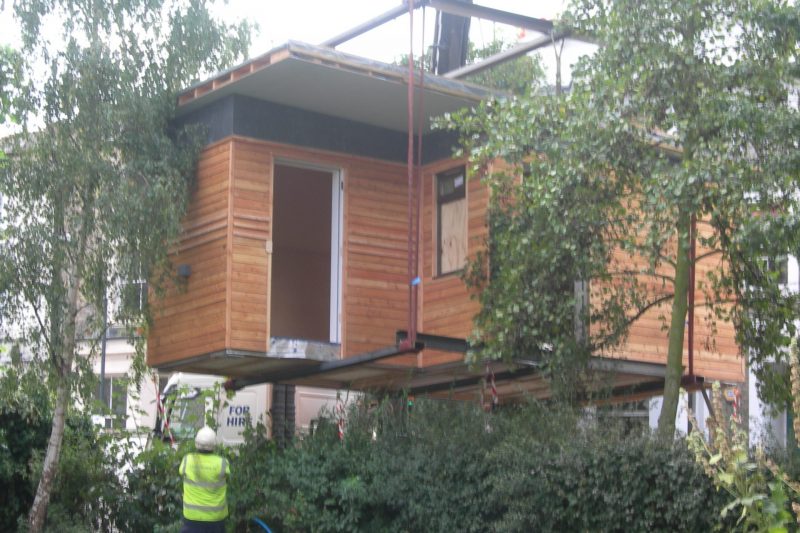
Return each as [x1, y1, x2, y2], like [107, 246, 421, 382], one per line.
[147, 41, 743, 402]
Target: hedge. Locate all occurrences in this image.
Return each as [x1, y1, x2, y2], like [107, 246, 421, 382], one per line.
[221, 399, 729, 532]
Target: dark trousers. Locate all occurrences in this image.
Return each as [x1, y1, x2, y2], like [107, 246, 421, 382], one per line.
[180, 518, 226, 533]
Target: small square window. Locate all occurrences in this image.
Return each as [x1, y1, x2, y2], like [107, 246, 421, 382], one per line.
[437, 167, 467, 276]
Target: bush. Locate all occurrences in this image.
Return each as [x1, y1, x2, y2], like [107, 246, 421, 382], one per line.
[118, 438, 190, 532]
[490, 425, 727, 532]
[39, 417, 128, 532]
[0, 364, 134, 532]
[221, 398, 727, 533]
[0, 393, 50, 531]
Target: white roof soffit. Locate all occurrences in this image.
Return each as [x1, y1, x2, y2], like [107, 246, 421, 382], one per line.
[176, 41, 504, 133]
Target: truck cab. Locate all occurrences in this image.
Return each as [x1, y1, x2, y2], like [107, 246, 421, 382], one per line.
[154, 372, 339, 446]
[155, 373, 267, 446]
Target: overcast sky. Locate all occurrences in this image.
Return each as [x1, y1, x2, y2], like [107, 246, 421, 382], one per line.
[1, 0, 593, 81]
[218, 0, 567, 56]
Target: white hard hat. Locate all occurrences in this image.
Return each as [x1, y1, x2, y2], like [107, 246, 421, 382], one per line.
[195, 426, 216, 451]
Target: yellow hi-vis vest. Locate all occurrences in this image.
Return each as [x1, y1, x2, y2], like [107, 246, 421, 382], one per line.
[179, 452, 230, 521]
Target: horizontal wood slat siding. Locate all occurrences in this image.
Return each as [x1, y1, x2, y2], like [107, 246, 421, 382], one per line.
[150, 133, 744, 388]
[344, 159, 409, 357]
[151, 135, 414, 368]
[420, 158, 482, 367]
[225, 140, 411, 359]
[229, 139, 272, 353]
[596, 215, 743, 382]
[148, 140, 231, 366]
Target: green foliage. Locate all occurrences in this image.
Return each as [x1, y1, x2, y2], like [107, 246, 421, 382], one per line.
[79, 397, 734, 532]
[213, 398, 725, 532]
[0, 364, 51, 532]
[119, 438, 191, 532]
[1, 1, 251, 527]
[38, 417, 128, 532]
[688, 382, 796, 531]
[443, 0, 800, 429]
[0, 45, 22, 128]
[492, 424, 728, 532]
[463, 39, 546, 95]
[0, 362, 138, 532]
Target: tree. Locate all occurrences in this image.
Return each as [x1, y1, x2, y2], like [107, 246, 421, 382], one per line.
[447, 0, 800, 435]
[0, 45, 22, 160]
[0, 1, 250, 530]
[0, 45, 21, 122]
[462, 39, 546, 96]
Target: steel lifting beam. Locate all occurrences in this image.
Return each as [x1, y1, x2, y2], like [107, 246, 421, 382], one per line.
[320, 0, 555, 50]
[408, 364, 539, 395]
[426, 0, 554, 34]
[320, 1, 423, 48]
[444, 33, 563, 79]
[396, 330, 469, 353]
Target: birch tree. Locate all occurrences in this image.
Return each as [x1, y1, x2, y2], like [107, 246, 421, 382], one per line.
[0, 1, 250, 530]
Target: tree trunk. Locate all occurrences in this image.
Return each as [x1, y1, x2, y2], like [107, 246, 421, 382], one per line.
[28, 262, 80, 532]
[27, 369, 71, 532]
[657, 214, 691, 439]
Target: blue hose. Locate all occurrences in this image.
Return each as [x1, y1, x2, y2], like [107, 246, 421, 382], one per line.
[251, 517, 273, 532]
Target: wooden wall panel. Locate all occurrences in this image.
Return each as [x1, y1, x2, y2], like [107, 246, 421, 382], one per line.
[596, 216, 744, 382]
[344, 160, 410, 357]
[226, 137, 412, 360]
[150, 131, 742, 388]
[147, 140, 231, 366]
[151, 136, 413, 364]
[229, 139, 272, 353]
[419, 158, 483, 367]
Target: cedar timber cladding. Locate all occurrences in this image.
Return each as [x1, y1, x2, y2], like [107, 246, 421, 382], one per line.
[147, 135, 412, 369]
[148, 138, 274, 368]
[596, 214, 743, 383]
[420, 158, 487, 367]
[344, 157, 410, 358]
[150, 40, 745, 392]
[229, 140, 272, 353]
[147, 140, 232, 366]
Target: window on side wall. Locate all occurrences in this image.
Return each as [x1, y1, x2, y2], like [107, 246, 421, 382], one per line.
[95, 376, 129, 430]
[766, 255, 788, 285]
[437, 167, 467, 276]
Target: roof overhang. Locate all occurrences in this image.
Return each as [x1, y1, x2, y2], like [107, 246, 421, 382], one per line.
[176, 41, 503, 133]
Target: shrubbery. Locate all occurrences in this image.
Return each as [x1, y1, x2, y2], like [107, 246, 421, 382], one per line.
[0, 399, 129, 531]
[219, 398, 728, 532]
[0, 387, 733, 532]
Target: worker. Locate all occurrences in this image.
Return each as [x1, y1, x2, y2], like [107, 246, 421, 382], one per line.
[178, 426, 230, 533]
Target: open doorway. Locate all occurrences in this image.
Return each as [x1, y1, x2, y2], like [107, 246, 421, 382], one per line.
[270, 163, 342, 343]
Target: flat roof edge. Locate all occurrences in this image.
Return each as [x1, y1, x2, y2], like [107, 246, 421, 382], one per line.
[177, 40, 504, 110]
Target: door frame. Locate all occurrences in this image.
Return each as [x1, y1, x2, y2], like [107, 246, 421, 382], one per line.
[272, 158, 343, 344]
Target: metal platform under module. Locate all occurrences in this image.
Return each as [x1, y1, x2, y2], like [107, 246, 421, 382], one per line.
[210, 332, 707, 405]
[152, 337, 341, 378]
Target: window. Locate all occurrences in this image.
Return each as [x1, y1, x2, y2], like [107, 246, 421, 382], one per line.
[95, 376, 129, 430]
[437, 167, 467, 275]
[125, 278, 148, 313]
[766, 255, 788, 285]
